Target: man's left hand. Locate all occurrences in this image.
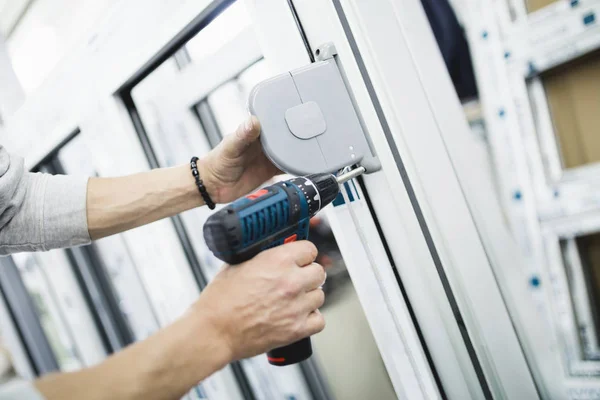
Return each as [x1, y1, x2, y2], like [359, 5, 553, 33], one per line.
[200, 116, 280, 204]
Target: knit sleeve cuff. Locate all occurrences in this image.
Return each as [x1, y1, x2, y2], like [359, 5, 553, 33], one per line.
[40, 173, 91, 250]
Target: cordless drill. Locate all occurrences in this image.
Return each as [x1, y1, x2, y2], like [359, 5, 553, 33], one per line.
[203, 168, 364, 366]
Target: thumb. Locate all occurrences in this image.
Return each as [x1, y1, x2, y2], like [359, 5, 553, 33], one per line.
[221, 116, 261, 158]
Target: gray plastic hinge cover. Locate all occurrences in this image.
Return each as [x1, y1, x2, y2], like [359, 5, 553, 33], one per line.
[248, 42, 381, 176]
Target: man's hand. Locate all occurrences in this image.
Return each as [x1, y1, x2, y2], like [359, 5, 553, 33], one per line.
[87, 116, 279, 239]
[34, 241, 326, 400]
[199, 116, 280, 204]
[194, 241, 326, 361]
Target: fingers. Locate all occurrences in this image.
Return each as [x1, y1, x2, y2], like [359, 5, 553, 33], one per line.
[258, 241, 316, 270]
[309, 217, 321, 228]
[302, 288, 325, 313]
[286, 241, 318, 266]
[304, 310, 326, 336]
[297, 263, 326, 292]
[221, 116, 261, 158]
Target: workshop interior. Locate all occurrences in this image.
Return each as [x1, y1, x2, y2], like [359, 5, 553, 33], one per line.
[0, 0, 599, 398]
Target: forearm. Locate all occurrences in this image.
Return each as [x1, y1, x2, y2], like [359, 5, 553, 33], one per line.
[87, 162, 210, 240]
[34, 312, 230, 400]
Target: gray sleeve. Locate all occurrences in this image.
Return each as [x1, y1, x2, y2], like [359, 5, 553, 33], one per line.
[0, 145, 91, 255]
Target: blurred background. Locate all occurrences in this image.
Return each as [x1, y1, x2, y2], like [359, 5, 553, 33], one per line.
[0, 0, 599, 399]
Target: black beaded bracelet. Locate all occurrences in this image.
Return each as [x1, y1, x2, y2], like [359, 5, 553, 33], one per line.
[190, 157, 216, 210]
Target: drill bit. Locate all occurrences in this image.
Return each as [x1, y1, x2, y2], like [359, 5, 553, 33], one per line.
[336, 166, 366, 184]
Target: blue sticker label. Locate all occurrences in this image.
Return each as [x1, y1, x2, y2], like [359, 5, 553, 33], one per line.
[584, 12, 596, 25]
[332, 192, 345, 207]
[332, 181, 360, 207]
[344, 182, 355, 202]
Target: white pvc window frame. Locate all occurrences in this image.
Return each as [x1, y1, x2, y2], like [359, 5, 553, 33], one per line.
[542, 211, 600, 374]
[526, 70, 600, 186]
[259, 0, 539, 398]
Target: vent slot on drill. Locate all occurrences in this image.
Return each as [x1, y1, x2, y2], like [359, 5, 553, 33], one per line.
[241, 200, 290, 247]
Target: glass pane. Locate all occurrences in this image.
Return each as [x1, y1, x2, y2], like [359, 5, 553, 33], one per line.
[185, 1, 252, 64]
[579, 233, 600, 339]
[130, 2, 397, 398]
[204, 59, 269, 136]
[207, 80, 248, 135]
[562, 233, 600, 361]
[195, 100, 223, 149]
[205, 60, 270, 136]
[11, 251, 106, 371]
[237, 59, 271, 101]
[132, 59, 208, 167]
[525, 0, 558, 12]
[6, 0, 121, 94]
[314, 279, 396, 399]
[540, 52, 600, 170]
[57, 134, 161, 341]
[0, 327, 20, 381]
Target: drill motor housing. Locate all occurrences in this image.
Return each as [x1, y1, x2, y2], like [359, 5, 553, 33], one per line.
[203, 175, 337, 265]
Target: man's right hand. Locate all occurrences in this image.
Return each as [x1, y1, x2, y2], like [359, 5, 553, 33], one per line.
[192, 241, 326, 362]
[33, 241, 325, 400]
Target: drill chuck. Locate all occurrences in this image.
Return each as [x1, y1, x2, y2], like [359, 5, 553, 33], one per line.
[305, 173, 339, 210]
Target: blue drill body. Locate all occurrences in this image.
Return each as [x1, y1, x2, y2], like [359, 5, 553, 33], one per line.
[204, 174, 339, 266]
[224, 183, 310, 260]
[203, 173, 340, 366]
